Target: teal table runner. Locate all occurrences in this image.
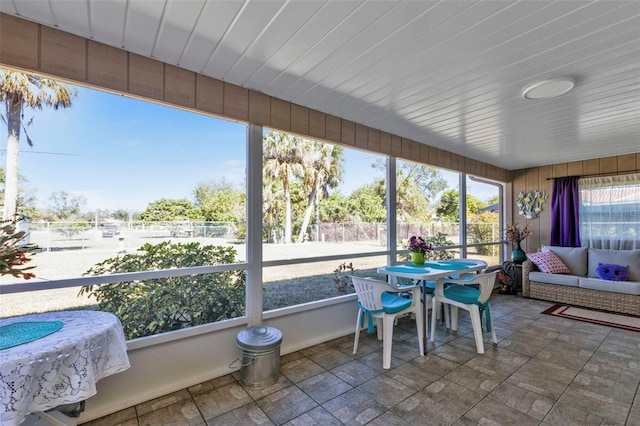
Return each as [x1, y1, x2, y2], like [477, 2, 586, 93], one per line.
[440, 260, 479, 266]
[423, 262, 466, 270]
[0, 321, 64, 350]
[384, 266, 430, 274]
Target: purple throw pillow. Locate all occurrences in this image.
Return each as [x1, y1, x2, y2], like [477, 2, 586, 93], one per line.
[595, 263, 629, 281]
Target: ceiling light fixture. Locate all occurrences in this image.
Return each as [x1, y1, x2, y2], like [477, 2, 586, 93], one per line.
[522, 77, 575, 100]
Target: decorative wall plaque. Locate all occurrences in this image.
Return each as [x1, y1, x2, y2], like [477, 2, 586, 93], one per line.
[517, 190, 548, 219]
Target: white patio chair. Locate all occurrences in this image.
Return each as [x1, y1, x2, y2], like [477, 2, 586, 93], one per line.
[351, 276, 428, 369]
[430, 272, 498, 354]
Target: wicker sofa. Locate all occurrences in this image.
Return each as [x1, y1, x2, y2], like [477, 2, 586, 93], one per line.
[522, 246, 640, 315]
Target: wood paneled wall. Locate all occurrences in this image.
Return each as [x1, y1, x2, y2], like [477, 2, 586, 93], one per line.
[0, 13, 508, 182]
[510, 153, 640, 252]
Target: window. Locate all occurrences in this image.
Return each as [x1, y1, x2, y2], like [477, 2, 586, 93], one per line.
[261, 130, 387, 310]
[466, 176, 501, 265]
[579, 173, 640, 250]
[395, 160, 459, 261]
[1, 81, 249, 338]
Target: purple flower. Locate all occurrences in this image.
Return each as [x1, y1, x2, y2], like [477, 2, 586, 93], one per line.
[407, 235, 434, 254]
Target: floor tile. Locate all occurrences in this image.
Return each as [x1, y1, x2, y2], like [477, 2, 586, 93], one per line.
[280, 357, 326, 383]
[366, 410, 412, 425]
[330, 359, 382, 387]
[356, 375, 416, 409]
[488, 381, 555, 420]
[506, 358, 579, 400]
[384, 359, 442, 391]
[297, 371, 352, 404]
[462, 397, 540, 425]
[282, 406, 341, 426]
[444, 364, 501, 396]
[543, 400, 624, 425]
[256, 386, 318, 425]
[205, 401, 273, 426]
[240, 374, 294, 400]
[304, 346, 354, 370]
[192, 382, 252, 421]
[137, 399, 204, 426]
[322, 388, 386, 425]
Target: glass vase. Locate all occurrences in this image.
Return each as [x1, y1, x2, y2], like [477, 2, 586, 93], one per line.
[512, 242, 526, 264]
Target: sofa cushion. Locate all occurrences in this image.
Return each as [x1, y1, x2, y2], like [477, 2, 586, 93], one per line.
[588, 249, 640, 281]
[579, 277, 640, 295]
[542, 246, 588, 276]
[527, 251, 570, 274]
[529, 271, 580, 287]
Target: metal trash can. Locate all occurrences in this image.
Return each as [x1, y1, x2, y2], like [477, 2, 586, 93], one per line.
[234, 326, 282, 388]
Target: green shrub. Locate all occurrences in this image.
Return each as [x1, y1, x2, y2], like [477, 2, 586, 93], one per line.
[403, 232, 455, 262]
[468, 211, 499, 255]
[425, 232, 455, 261]
[80, 241, 245, 340]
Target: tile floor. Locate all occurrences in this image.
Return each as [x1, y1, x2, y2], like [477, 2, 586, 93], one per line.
[82, 294, 640, 425]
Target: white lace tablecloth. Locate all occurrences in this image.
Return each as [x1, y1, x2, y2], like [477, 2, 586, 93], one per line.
[0, 311, 130, 426]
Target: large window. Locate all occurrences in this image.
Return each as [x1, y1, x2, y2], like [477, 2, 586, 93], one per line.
[579, 173, 640, 250]
[393, 161, 502, 266]
[466, 176, 501, 265]
[1, 80, 248, 337]
[261, 130, 387, 310]
[395, 160, 459, 261]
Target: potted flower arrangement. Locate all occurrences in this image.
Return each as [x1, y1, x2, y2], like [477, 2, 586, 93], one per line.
[407, 235, 434, 265]
[505, 223, 532, 264]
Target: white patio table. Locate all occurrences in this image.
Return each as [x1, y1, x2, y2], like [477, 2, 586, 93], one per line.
[0, 310, 130, 426]
[377, 258, 487, 354]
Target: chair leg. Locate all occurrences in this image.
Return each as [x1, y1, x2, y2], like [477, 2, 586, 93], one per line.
[376, 317, 383, 340]
[450, 305, 458, 331]
[415, 303, 424, 356]
[488, 305, 498, 345]
[469, 305, 485, 354]
[382, 314, 395, 369]
[430, 298, 437, 343]
[353, 310, 362, 355]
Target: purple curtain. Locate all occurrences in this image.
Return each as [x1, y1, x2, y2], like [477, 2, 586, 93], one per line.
[550, 176, 581, 247]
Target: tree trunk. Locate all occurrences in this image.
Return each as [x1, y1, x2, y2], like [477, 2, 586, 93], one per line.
[283, 178, 292, 244]
[3, 96, 21, 221]
[297, 188, 317, 243]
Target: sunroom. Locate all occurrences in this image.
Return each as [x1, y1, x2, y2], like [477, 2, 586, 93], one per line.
[1, 1, 639, 425]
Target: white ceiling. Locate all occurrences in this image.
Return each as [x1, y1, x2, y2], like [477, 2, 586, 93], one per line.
[2, 0, 639, 171]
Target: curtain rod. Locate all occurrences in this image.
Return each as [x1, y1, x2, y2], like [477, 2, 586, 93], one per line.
[546, 170, 639, 180]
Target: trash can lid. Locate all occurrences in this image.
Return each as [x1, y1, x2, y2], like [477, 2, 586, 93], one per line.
[236, 326, 282, 351]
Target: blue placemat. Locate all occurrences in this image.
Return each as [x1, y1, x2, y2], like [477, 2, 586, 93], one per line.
[423, 262, 467, 270]
[439, 260, 480, 266]
[404, 263, 430, 268]
[0, 321, 64, 350]
[384, 266, 430, 274]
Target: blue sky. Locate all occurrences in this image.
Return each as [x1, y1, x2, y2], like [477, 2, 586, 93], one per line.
[2, 86, 245, 211]
[0, 84, 493, 213]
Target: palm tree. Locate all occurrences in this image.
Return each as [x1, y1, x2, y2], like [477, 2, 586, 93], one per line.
[296, 142, 344, 243]
[263, 131, 305, 244]
[0, 69, 75, 220]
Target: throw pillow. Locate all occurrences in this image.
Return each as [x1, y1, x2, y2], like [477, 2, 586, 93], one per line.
[526, 251, 571, 274]
[595, 263, 629, 281]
